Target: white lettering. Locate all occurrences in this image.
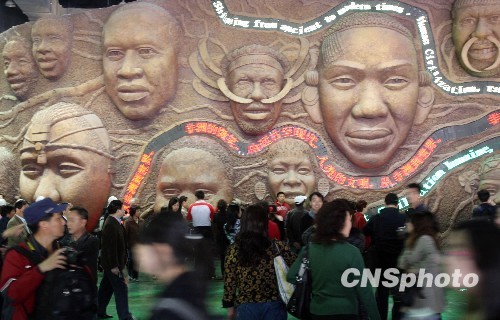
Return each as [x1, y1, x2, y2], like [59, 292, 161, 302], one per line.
[360, 269, 381, 288]
[398, 273, 417, 292]
[375, 2, 404, 13]
[382, 268, 400, 288]
[324, 14, 336, 23]
[486, 85, 500, 93]
[463, 273, 479, 288]
[280, 24, 299, 34]
[451, 269, 463, 288]
[417, 16, 430, 45]
[416, 268, 434, 287]
[341, 268, 360, 288]
[434, 274, 450, 288]
[338, 2, 371, 16]
[444, 147, 494, 170]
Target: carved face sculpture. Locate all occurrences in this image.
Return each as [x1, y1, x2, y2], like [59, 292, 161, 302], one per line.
[31, 18, 72, 81]
[102, 3, 178, 121]
[267, 139, 316, 203]
[20, 102, 112, 231]
[319, 27, 422, 169]
[2, 39, 38, 101]
[226, 55, 285, 135]
[154, 148, 232, 212]
[452, 2, 500, 77]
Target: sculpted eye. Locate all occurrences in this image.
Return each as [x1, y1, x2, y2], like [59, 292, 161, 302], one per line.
[262, 78, 276, 85]
[137, 47, 157, 58]
[106, 49, 124, 61]
[461, 17, 476, 25]
[490, 15, 500, 23]
[58, 162, 84, 177]
[22, 164, 43, 179]
[3, 61, 9, 68]
[385, 77, 409, 89]
[297, 167, 312, 175]
[329, 77, 356, 89]
[237, 77, 250, 85]
[32, 37, 40, 45]
[271, 167, 286, 175]
[161, 188, 179, 198]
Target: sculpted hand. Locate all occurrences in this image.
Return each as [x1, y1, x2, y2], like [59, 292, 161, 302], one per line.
[38, 248, 67, 273]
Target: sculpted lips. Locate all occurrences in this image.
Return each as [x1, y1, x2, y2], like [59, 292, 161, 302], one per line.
[117, 84, 149, 102]
[241, 102, 272, 120]
[346, 129, 393, 148]
[7, 77, 27, 90]
[469, 41, 497, 60]
[37, 56, 57, 69]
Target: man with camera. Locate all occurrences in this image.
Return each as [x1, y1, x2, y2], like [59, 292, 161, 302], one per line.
[66, 206, 99, 286]
[0, 198, 68, 319]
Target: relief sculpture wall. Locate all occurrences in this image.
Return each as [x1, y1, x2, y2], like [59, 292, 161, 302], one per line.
[0, 0, 499, 233]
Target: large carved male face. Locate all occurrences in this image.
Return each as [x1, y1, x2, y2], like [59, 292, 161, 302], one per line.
[31, 18, 72, 81]
[227, 55, 285, 135]
[20, 103, 112, 231]
[319, 27, 423, 169]
[452, 2, 500, 77]
[2, 39, 38, 100]
[267, 140, 315, 203]
[103, 4, 178, 121]
[154, 148, 232, 212]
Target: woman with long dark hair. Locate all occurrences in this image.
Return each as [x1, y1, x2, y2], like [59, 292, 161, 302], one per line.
[224, 203, 241, 244]
[397, 211, 444, 320]
[160, 197, 183, 220]
[135, 214, 212, 320]
[287, 199, 380, 320]
[223, 204, 296, 320]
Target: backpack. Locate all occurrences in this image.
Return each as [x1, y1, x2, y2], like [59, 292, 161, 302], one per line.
[36, 266, 96, 320]
[9, 246, 96, 320]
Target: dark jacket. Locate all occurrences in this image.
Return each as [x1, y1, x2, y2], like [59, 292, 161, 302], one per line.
[364, 207, 405, 256]
[472, 203, 496, 222]
[100, 216, 127, 271]
[286, 206, 307, 247]
[68, 233, 99, 285]
[150, 272, 209, 320]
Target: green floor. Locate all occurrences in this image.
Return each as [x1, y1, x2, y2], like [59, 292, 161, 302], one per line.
[101, 273, 468, 319]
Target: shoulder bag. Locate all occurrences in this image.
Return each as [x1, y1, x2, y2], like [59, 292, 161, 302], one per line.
[286, 244, 312, 319]
[272, 241, 295, 304]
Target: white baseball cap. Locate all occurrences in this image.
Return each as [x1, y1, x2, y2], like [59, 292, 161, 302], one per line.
[294, 195, 307, 204]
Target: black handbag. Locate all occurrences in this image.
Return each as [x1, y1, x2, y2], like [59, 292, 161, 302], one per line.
[286, 245, 312, 320]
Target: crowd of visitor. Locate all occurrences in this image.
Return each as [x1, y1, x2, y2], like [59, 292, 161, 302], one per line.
[0, 183, 498, 320]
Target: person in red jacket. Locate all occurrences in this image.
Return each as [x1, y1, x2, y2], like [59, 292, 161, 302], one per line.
[353, 199, 370, 248]
[0, 198, 68, 320]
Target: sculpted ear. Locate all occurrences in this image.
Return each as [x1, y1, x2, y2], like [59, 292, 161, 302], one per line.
[414, 72, 435, 125]
[301, 70, 323, 124]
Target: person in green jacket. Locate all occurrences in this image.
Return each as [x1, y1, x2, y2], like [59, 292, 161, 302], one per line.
[287, 199, 381, 320]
